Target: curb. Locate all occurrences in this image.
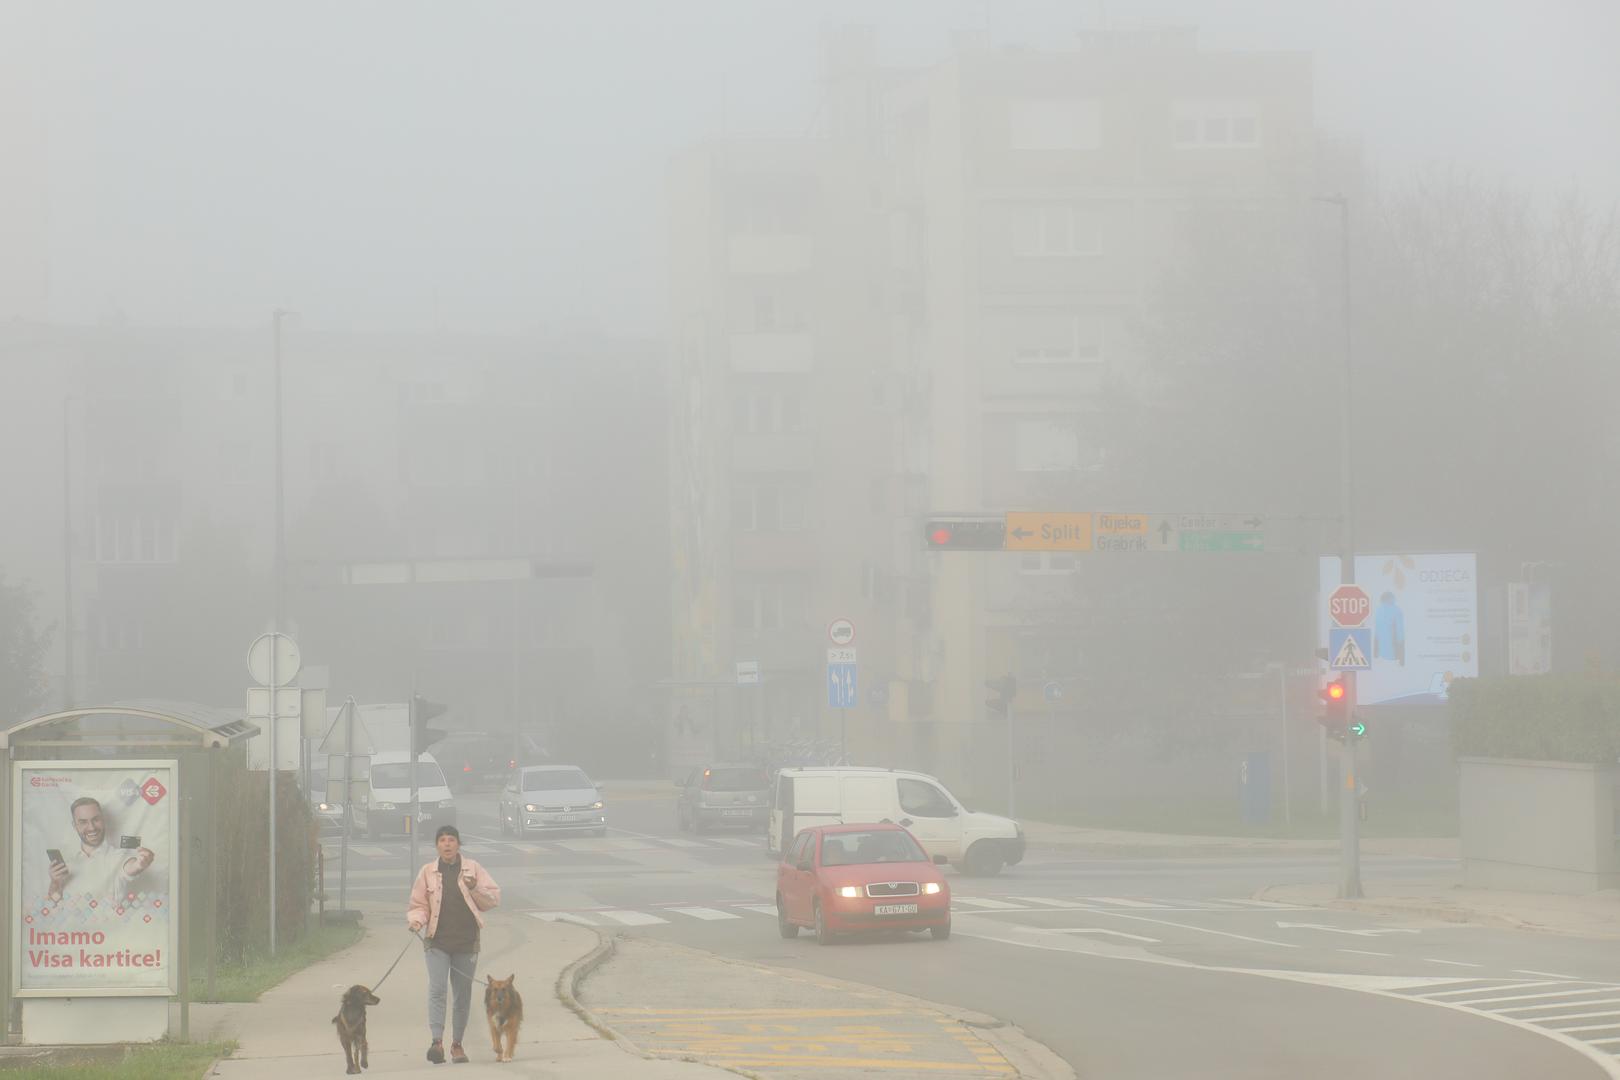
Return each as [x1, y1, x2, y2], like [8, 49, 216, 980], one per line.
[1253, 884, 1620, 938]
[575, 935, 1075, 1080]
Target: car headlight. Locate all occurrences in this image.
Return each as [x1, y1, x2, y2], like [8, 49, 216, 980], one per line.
[317, 802, 334, 812]
[375, 802, 397, 810]
[524, 803, 539, 812]
[745, 795, 758, 804]
[590, 801, 605, 810]
[923, 882, 942, 895]
[837, 885, 862, 899]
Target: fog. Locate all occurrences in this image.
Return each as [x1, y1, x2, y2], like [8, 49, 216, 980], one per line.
[3, 3, 1620, 1073]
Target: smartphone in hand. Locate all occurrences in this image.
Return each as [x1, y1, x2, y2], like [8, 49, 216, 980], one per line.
[47, 848, 65, 866]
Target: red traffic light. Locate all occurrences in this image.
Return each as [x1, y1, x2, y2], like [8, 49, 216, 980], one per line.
[929, 527, 954, 546]
[1325, 682, 1346, 701]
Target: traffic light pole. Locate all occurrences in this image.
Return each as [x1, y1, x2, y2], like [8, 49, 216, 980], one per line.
[1325, 193, 1363, 900]
[409, 683, 420, 884]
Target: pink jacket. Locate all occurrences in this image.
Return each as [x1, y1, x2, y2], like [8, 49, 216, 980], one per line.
[407, 857, 500, 939]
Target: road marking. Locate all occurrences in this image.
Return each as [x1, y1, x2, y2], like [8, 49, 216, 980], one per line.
[1275, 921, 1420, 937]
[527, 911, 600, 926]
[1089, 911, 1298, 948]
[1557, 1021, 1620, 1035]
[659, 838, 708, 848]
[740, 904, 780, 917]
[1075, 896, 1173, 908]
[1501, 998, 1620, 1016]
[952, 897, 1025, 910]
[598, 909, 670, 926]
[1425, 981, 1563, 1000]
[1054, 928, 1160, 943]
[666, 906, 742, 921]
[1339, 949, 1394, 957]
[1216, 897, 1307, 909]
[1438, 987, 1614, 1008]
[1006, 896, 1076, 908]
[1516, 969, 1581, 980]
[708, 837, 761, 848]
[1524, 1008, 1620, 1024]
[347, 845, 391, 858]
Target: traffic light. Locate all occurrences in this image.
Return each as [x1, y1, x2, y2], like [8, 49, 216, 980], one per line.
[924, 517, 1005, 551]
[411, 693, 449, 754]
[986, 675, 1017, 714]
[1318, 677, 1349, 740]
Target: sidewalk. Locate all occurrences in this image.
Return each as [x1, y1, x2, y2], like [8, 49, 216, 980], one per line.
[1256, 880, 1620, 939]
[1017, 817, 1459, 860]
[196, 914, 735, 1078]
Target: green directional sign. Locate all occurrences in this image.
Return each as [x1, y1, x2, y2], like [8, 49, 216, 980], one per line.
[1179, 530, 1265, 552]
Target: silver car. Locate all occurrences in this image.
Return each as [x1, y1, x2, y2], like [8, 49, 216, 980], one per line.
[498, 765, 607, 837]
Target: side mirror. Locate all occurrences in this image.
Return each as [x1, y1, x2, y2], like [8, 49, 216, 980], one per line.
[933, 853, 948, 865]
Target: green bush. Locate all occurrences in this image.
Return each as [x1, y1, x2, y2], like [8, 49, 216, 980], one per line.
[1450, 675, 1620, 764]
[209, 765, 316, 963]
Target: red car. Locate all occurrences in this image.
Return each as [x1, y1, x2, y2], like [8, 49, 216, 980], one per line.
[775, 823, 951, 943]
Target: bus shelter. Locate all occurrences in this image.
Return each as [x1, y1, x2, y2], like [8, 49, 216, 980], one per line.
[0, 701, 257, 1044]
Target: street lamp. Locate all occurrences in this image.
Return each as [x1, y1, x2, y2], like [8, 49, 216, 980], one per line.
[1313, 193, 1361, 899]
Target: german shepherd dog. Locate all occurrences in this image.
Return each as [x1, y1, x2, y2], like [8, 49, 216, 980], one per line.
[484, 974, 523, 1062]
[332, 984, 380, 1074]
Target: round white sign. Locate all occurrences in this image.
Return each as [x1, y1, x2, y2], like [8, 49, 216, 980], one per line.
[247, 632, 302, 687]
[828, 618, 855, 646]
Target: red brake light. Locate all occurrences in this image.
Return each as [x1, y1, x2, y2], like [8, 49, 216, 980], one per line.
[463, 764, 472, 772]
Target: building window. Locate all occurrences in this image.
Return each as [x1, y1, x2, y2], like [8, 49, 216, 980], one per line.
[1014, 418, 1083, 472]
[1018, 552, 1078, 575]
[1171, 99, 1262, 148]
[311, 442, 339, 483]
[734, 484, 808, 532]
[1009, 98, 1102, 151]
[733, 388, 810, 434]
[1013, 312, 1104, 366]
[94, 513, 178, 564]
[733, 580, 805, 632]
[1011, 206, 1101, 256]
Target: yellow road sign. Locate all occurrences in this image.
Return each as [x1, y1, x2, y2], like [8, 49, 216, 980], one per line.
[1004, 512, 1092, 552]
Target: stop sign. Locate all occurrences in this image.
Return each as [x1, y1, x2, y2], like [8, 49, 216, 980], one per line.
[1329, 584, 1371, 627]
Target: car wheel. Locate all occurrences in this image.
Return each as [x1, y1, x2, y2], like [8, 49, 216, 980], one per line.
[813, 902, 835, 946]
[963, 843, 1004, 877]
[930, 919, 951, 941]
[776, 896, 799, 939]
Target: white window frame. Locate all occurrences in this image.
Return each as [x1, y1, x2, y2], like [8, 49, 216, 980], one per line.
[1013, 312, 1105, 366]
[1014, 418, 1084, 473]
[1171, 99, 1262, 149]
[1011, 205, 1102, 257]
[1017, 552, 1078, 575]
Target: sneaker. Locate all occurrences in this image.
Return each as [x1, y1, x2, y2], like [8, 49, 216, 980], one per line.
[450, 1043, 468, 1064]
[427, 1040, 445, 1064]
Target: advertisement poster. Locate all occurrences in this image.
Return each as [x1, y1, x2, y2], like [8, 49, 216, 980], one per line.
[11, 761, 178, 996]
[1318, 554, 1479, 705]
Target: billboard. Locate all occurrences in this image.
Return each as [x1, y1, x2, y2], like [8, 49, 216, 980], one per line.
[10, 760, 179, 996]
[1318, 554, 1478, 705]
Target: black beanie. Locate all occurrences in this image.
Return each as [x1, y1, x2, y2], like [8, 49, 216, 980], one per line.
[434, 824, 460, 842]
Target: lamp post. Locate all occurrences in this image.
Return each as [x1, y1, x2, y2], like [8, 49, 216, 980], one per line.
[1315, 193, 1361, 900]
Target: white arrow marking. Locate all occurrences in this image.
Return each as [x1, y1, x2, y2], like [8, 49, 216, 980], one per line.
[1276, 921, 1420, 937]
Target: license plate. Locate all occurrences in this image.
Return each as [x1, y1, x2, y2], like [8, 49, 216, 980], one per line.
[873, 903, 919, 916]
[554, 813, 585, 822]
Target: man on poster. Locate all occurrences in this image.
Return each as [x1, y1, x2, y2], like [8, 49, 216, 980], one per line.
[45, 796, 156, 905]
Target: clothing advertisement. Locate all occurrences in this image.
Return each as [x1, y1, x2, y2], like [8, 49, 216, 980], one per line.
[1318, 554, 1478, 705]
[11, 760, 178, 996]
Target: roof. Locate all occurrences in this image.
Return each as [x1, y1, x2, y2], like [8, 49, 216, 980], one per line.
[806, 822, 909, 834]
[0, 699, 259, 751]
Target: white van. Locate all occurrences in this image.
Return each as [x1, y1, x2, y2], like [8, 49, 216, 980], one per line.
[354, 751, 457, 839]
[768, 766, 1025, 876]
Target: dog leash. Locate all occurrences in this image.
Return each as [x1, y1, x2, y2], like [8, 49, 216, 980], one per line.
[407, 927, 494, 989]
[368, 933, 421, 993]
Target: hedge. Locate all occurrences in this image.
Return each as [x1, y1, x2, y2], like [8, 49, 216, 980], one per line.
[1449, 675, 1620, 765]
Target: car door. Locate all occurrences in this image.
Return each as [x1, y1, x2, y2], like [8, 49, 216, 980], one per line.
[783, 832, 816, 922]
[500, 772, 520, 825]
[896, 777, 962, 860]
[681, 767, 701, 818]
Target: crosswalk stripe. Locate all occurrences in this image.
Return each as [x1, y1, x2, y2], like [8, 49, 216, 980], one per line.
[598, 910, 670, 926]
[1007, 896, 1077, 908]
[527, 911, 600, 926]
[347, 846, 391, 858]
[1215, 898, 1306, 910]
[666, 906, 742, 921]
[953, 897, 1024, 910]
[1075, 896, 1174, 909]
[708, 837, 760, 848]
[659, 838, 708, 848]
[739, 905, 780, 917]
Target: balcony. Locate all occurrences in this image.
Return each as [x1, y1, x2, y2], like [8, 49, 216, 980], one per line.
[729, 332, 814, 374]
[727, 234, 814, 275]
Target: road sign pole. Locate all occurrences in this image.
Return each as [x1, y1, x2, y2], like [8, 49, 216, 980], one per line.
[1006, 700, 1017, 820]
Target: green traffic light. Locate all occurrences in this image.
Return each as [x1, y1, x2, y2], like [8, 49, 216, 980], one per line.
[1349, 720, 1367, 737]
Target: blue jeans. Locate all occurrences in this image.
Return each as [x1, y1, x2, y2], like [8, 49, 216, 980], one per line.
[425, 946, 477, 1042]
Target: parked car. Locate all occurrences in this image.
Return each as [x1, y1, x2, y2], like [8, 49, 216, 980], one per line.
[435, 732, 511, 792]
[676, 763, 770, 833]
[498, 765, 606, 837]
[308, 766, 343, 833]
[767, 766, 1024, 876]
[775, 822, 951, 944]
[352, 751, 457, 839]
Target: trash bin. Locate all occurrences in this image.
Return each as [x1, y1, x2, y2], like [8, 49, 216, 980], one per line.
[1241, 751, 1272, 825]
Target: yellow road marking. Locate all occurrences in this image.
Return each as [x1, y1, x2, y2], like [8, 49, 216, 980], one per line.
[596, 1007, 920, 1018]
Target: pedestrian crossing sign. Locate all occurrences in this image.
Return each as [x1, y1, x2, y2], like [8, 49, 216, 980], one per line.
[1329, 627, 1372, 670]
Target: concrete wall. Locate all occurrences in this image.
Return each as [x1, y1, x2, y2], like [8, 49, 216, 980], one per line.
[1459, 757, 1620, 893]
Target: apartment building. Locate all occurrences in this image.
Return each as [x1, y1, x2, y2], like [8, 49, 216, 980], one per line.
[668, 26, 1315, 798]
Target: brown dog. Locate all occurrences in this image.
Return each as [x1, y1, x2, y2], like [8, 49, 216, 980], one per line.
[332, 984, 380, 1074]
[484, 974, 523, 1062]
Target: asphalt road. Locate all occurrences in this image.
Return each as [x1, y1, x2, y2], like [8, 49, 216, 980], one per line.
[319, 786, 1618, 1079]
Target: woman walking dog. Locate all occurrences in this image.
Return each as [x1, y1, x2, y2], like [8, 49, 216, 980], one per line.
[407, 825, 500, 1064]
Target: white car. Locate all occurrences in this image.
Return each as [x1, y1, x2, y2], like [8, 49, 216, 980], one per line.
[352, 751, 457, 839]
[498, 765, 606, 837]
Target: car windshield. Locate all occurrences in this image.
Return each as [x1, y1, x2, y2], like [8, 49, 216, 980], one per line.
[524, 768, 592, 792]
[818, 830, 927, 867]
[369, 762, 446, 788]
[703, 767, 767, 792]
